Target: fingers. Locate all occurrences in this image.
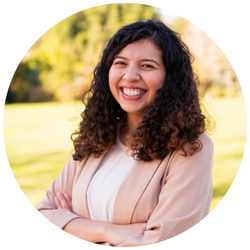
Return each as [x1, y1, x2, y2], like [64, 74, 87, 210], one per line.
[63, 193, 73, 210]
[54, 196, 62, 209]
[55, 192, 72, 212]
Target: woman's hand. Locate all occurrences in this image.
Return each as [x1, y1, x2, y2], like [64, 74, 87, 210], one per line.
[54, 192, 73, 212]
[105, 222, 147, 246]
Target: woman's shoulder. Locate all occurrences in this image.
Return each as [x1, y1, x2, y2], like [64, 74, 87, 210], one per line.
[179, 132, 214, 160]
[67, 156, 90, 172]
[165, 133, 214, 176]
[198, 132, 214, 151]
[198, 132, 213, 143]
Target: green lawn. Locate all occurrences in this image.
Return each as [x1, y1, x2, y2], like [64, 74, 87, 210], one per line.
[203, 96, 247, 211]
[3, 96, 247, 211]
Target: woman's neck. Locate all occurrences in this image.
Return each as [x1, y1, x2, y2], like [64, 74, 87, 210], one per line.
[119, 114, 143, 146]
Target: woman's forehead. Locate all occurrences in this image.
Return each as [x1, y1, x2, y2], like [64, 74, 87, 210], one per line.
[115, 39, 162, 59]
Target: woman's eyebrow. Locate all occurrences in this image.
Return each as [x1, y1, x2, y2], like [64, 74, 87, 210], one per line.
[114, 56, 127, 60]
[114, 56, 159, 66]
[140, 59, 159, 66]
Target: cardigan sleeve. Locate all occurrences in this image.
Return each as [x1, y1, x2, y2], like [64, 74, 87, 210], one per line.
[118, 134, 214, 247]
[35, 157, 82, 229]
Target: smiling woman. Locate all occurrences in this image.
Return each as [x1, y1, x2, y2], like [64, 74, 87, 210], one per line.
[35, 19, 214, 247]
[109, 39, 166, 136]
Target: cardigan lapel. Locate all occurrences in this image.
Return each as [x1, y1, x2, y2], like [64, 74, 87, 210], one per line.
[113, 158, 163, 224]
[73, 153, 106, 219]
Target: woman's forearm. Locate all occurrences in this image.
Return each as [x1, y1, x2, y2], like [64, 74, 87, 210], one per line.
[54, 193, 114, 243]
[55, 193, 146, 245]
[63, 217, 146, 245]
[63, 217, 111, 243]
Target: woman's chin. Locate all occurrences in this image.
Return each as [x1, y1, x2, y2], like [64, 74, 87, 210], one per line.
[121, 106, 146, 118]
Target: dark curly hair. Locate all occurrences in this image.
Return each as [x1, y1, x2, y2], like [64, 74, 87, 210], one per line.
[72, 19, 207, 162]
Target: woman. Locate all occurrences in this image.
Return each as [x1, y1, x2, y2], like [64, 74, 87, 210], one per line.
[35, 19, 214, 247]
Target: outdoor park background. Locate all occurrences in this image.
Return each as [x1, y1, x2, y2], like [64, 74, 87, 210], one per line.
[3, 4, 247, 211]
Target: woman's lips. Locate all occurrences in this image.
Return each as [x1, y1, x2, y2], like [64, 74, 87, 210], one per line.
[121, 87, 147, 99]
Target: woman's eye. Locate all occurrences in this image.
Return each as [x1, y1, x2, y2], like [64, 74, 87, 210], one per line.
[114, 61, 126, 65]
[142, 64, 154, 68]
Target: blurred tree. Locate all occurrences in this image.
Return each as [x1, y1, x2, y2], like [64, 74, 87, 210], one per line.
[171, 17, 240, 98]
[5, 57, 54, 103]
[7, 3, 159, 103]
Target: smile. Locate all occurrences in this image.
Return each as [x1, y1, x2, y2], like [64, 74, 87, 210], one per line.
[121, 87, 146, 97]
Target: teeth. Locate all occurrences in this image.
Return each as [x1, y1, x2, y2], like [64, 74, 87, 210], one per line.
[123, 88, 146, 96]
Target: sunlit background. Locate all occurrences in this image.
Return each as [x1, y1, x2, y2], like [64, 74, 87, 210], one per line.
[3, 3, 246, 211]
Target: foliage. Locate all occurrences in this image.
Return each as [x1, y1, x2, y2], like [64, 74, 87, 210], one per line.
[6, 4, 159, 103]
[171, 17, 241, 97]
[6, 5, 241, 103]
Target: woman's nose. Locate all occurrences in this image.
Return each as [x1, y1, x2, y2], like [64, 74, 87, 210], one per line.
[122, 65, 140, 82]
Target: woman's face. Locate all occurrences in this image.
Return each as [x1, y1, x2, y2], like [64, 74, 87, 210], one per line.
[109, 39, 166, 119]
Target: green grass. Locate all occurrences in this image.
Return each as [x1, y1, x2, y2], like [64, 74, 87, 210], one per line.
[203, 96, 247, 211]
[3, 96, 247, 211]
[3, 101, 84, 204]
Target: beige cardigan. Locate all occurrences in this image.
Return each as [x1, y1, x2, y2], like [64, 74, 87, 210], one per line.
[35, 133, 214, 247]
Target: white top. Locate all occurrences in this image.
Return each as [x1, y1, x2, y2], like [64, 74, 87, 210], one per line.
[87, 138, 136, 222]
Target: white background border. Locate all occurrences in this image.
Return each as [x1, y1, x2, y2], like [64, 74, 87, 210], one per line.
[1, 0, 249, 249]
